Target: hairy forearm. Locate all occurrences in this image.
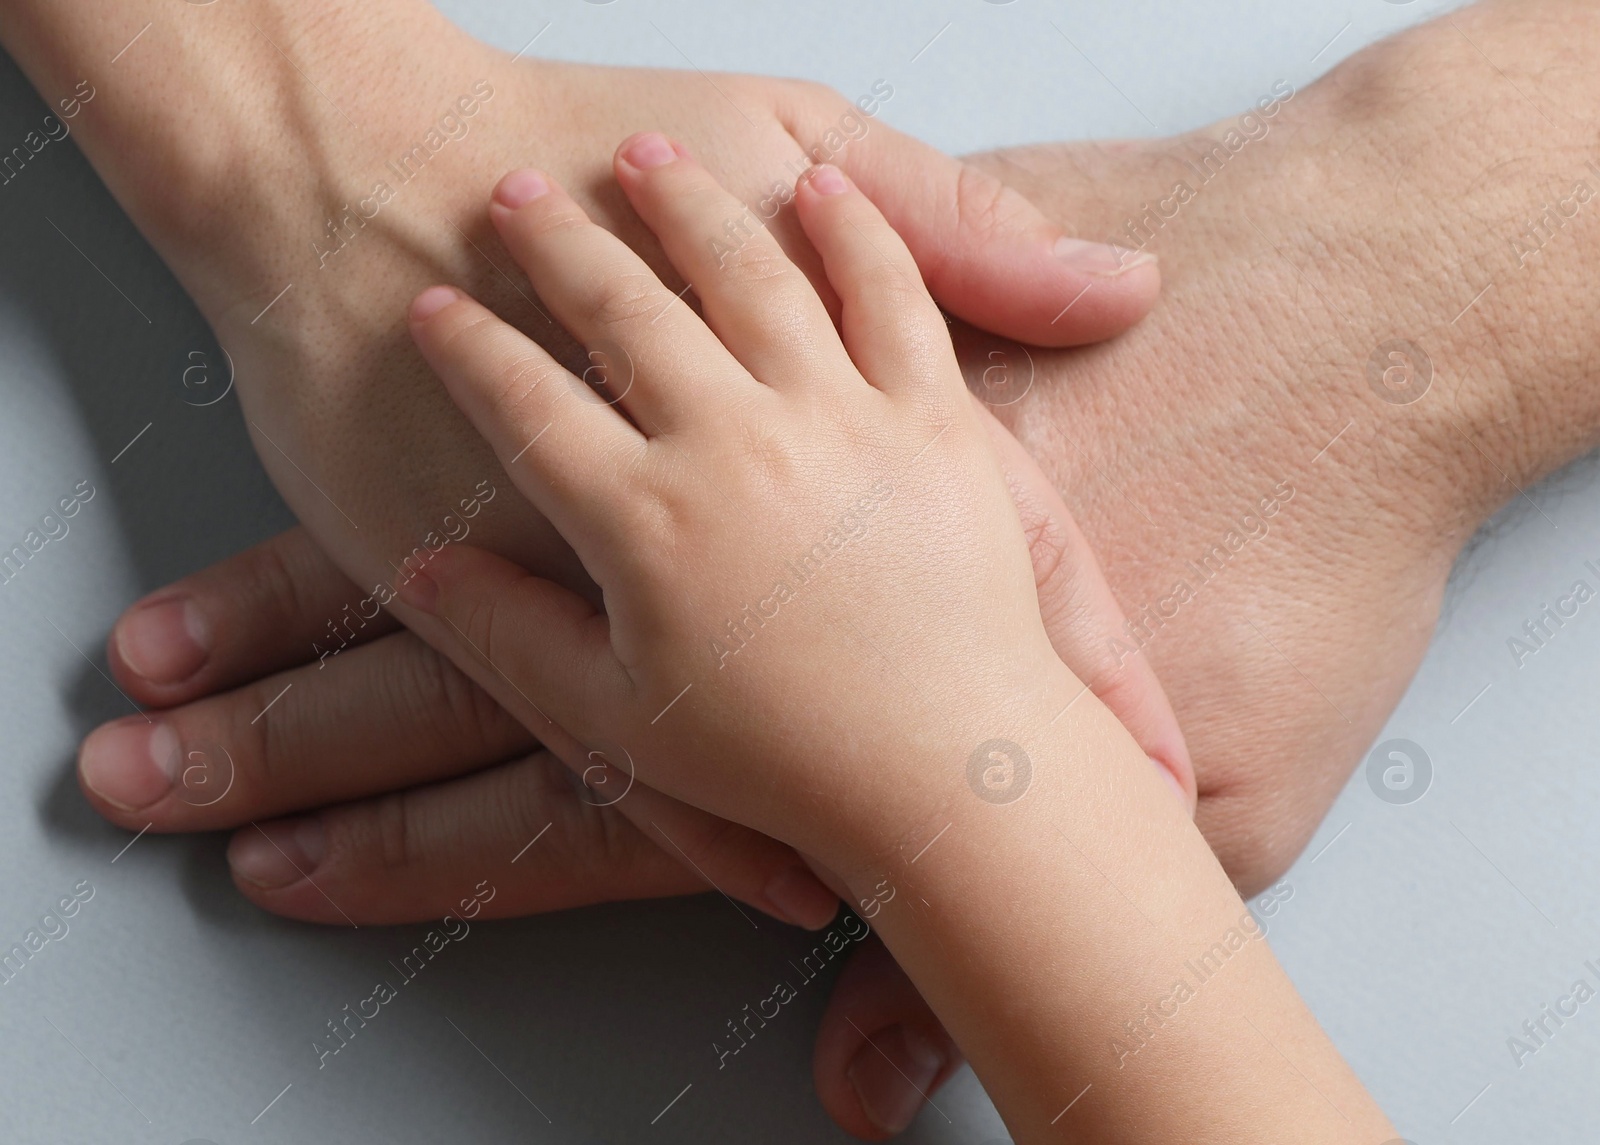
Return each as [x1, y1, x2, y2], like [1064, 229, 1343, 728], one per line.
[997, 0, 1600, 547]
[1302, 0, 1600, 512]
[954, 0, 1600, 891]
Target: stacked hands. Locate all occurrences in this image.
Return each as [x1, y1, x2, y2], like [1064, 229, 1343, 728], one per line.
[28, 0, 1600, 1137]
[395, 142, 1186, 877]
[92, 138, 1393, 1143]
[376, 141, 1386, 1142]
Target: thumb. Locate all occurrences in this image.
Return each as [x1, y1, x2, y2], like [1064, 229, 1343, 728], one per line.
[792, 103, 1159, 347]
[973, 397, 1196, 811]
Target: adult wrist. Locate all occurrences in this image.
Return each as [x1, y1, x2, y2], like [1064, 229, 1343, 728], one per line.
[1310, 1, 1600, 536]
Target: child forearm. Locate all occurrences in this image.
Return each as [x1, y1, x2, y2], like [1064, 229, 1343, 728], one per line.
[837, 669, 1394, 1144]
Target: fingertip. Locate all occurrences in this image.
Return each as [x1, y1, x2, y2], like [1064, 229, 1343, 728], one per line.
[229, 818, 325, 892]
[1154, 753, 1197, 817]
[846, 1023, 953, 1137]
[1055, 237, 1158, 278]
[802, 163, 851, 197]
[831, 130, 1162, 345]
[923, 231, 1162, 347]
[1039, 238, 1162, 345]
[614, 131, 689, 174]
[763, 866, 840, 930]
[409, 285, 464, 324]
[107, 593, 209, 697]
[812, 938, 961, 1140]
[393, 564, 439, 614]
[491, 167, 551, 211]
[392, 543, 530, 620]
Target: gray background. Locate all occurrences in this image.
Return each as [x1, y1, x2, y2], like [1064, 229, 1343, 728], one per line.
[0, 0, 1588, 1141]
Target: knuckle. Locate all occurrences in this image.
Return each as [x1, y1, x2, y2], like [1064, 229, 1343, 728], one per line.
[398, 638, 525, 758]
[488, 354, 563, 418]
[436, 313, 506, 362]
[858, 259, 937, 316]
[453, 591, 506, 675]
[238, 680, 287, 796]
[951, 162, 1020, 238]
[1025, 516, 1097, 638]
[238, 534, 313, 633]
[716, 240, 799, 287]
[786, 76, 841, 107]
[373, 789, 419, 871]
[589, 272, 672, 329]
[578, 796, 662, 888]
[774, 77, 852, 130]
[524, 207, 592, 242]
[1022, 506, 1071, 593]
[872, 300, 950, 368]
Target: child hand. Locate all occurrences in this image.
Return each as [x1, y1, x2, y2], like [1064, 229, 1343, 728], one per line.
[398, 137, 1394, 1145]
[399, 134, 1158, 869]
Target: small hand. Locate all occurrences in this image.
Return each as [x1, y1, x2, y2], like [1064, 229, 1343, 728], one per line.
[84, 421, 1190, 928]
[396, 145, 1286, 1145]
[395, 137, 1146, 870]
[82, 162, 1189, 1126]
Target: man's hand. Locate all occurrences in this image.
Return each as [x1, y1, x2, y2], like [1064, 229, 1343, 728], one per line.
[970, 0, 1600, 891]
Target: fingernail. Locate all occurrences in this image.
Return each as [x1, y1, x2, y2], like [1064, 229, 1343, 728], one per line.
[1154, 756, 1187, 806]
[764, 868, 839, 930]
[80, 720, 177, 812]
[847, 1024, 947, 1135]
[229, 818, 326, 889]
[114, 596, 209, 685]
[493, 168, 550, 209]
[621, 132, 678, 171]
[807, 164, 849, 195]
[1055, 236, 1156, 276]
[409, 285, 461, 322]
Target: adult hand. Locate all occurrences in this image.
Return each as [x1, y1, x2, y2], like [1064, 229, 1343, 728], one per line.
[50, 0, 1600, 1135]
[86, 403, 1193, 918]
[1, 0, 1165, 924]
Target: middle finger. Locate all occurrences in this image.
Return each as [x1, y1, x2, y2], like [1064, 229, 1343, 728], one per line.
[79, 628, 535, 831]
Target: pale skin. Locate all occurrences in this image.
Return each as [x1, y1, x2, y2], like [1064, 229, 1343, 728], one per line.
[393, 143, 1396, 1144]
[2, 0, 1174, 922]
[6, 0, 1600, 1135]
